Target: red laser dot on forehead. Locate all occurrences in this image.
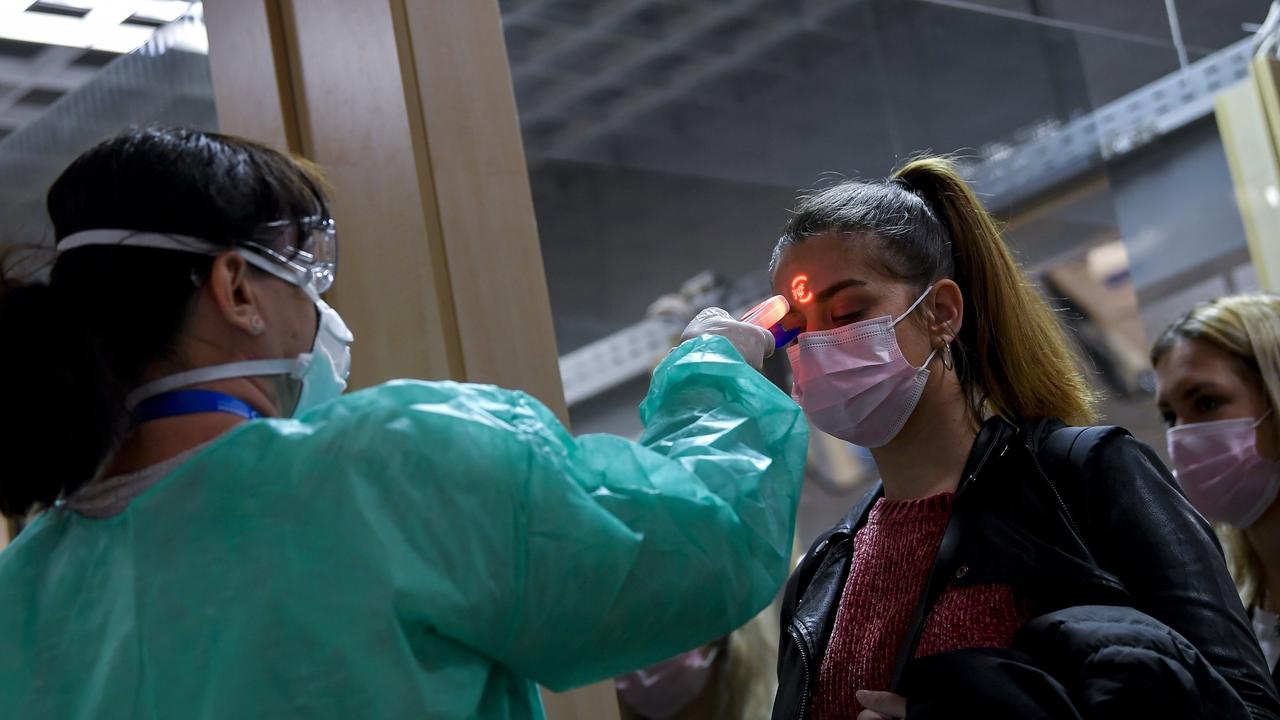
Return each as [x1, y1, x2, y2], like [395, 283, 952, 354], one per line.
[791, 275, 814, 304]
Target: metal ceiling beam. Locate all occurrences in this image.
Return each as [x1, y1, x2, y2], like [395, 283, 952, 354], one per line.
[962, 36, 1252, 209]
[0, 45, 83, 124]
[514, 0, 878, 158]
[913, 0, 1215, 56]
[515, 0, 775, 127]
[0, 53, 94, 91]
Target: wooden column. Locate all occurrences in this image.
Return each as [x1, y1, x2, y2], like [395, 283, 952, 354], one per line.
[203, 1, 616, 716]
[204, 0, 299, 153]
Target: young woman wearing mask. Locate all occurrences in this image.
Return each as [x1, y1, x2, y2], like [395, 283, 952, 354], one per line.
[615, 605, 779, 720]
[1153, 294, 1280, 679]
[0, 127, 808, 719]
[768, 158, 1279, 719]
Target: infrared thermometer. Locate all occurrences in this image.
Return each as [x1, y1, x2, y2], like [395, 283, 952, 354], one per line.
[740, 295, 801, 348]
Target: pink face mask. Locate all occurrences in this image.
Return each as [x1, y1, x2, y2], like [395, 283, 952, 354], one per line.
[787, 286, 938, 448]
[615, 644, 721, 719]
[1167, 410, 1279, 528]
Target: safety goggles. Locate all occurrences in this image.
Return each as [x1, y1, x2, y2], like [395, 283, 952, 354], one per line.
[241, 216, 338, 294]
[56, 216, 339, 295]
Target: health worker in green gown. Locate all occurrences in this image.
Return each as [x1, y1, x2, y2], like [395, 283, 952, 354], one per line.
[0, 127, 808, 719]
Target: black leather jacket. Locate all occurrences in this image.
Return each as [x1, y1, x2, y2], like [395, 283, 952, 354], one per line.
[773, 417, 1280, 719]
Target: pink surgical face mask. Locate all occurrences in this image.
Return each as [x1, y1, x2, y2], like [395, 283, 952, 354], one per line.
[615, 644, 721, 719]
[787, 286, 938, 448]
[1167, 410, 1279, 528]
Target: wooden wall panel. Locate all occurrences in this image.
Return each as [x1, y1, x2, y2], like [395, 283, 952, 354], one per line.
[204, 0, 299, 153]
[204, 1, 611, 716]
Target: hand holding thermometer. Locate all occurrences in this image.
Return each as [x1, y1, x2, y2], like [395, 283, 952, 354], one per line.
[740, 295, 802, 349]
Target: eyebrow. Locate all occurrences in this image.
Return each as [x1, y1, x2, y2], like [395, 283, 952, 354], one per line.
[1158, 381, 1222, 408]
[1181, 382, 1224, 401]
[815, 278, 867, 304]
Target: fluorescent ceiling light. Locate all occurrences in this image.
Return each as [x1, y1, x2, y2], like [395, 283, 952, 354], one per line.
[0, 0, 194, 54]
[33, 0, 190, 22]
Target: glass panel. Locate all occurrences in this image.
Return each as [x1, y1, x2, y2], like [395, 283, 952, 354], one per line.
[0, 3, 214, 251]
[509, 4, 1260, 335]
[504, 1, 1270, 534]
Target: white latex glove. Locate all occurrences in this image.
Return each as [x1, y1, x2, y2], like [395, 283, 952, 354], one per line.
[681, 307, 775, 371]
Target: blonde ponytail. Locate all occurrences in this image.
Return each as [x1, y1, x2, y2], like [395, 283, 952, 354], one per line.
[893, 157, 1098, 425]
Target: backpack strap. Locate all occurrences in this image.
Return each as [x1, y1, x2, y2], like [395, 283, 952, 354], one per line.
[889, 419, 1018, 692]
[889, 500, 970, 692]
[1036, 423, 1129, 553]
[1042, 424, 1126, 474]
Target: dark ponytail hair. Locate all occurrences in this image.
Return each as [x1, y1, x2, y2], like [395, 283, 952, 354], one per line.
[772, 156, 1097, 426]
[0, 126, 329, 517]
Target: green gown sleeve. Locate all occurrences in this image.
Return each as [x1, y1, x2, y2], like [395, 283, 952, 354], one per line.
[335, 334, 808, 691]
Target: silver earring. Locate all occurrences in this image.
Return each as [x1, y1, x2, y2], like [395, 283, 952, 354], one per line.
[942, 342, 954, 371]
[250, 316, 265, 335]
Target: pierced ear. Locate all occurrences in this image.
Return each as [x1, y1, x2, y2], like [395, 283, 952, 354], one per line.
[930, 279, 965, 338]
[925, 301, 950, 334]
[207, 251, 264, 337]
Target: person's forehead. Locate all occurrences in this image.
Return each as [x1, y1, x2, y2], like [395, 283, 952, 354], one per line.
[1155, 338, 1243, 400]
[1163, 337, 1240, 373]
[773, 235, 883, 289]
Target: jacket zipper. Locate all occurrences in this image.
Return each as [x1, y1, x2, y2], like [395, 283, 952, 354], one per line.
[1028, 449, 1089, 552]
[789, 624, 812, 720]
[957, 430, 1002, 496]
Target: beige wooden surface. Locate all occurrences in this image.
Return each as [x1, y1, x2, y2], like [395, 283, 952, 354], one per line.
[204, 0, 298, 153]
[1245, 57, 1280, 292]
[1216, 61, 1280, 293]
[398, 0, 567, 412]
[204, 1, 616, 716]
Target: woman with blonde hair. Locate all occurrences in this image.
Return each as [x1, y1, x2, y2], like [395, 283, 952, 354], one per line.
[1152, 294, 1280, 682]
[768, 158, 1279, 719]
[615, 606, 779, 720]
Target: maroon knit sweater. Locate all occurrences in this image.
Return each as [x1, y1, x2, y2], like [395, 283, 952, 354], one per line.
[810, 492, 1033, 719]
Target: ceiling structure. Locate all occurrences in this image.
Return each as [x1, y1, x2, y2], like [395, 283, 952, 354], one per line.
[0, 2, 210, 252]
[1, 0, 1265, 185]
[500, 0, 1267, 191]
[0, 0, 192, 140]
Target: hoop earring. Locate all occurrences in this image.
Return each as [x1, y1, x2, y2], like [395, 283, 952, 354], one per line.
[942, 342, 954, 371]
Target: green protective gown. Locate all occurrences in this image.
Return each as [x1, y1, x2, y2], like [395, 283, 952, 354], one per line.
[0, 335, 808, 719]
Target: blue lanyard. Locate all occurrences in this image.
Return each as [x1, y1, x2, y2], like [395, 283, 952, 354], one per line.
[131, 389, 262, 426]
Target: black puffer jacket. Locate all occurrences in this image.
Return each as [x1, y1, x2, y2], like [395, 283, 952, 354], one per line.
[901, 606, 1253, 719]
[772, 417, 1280, 719]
